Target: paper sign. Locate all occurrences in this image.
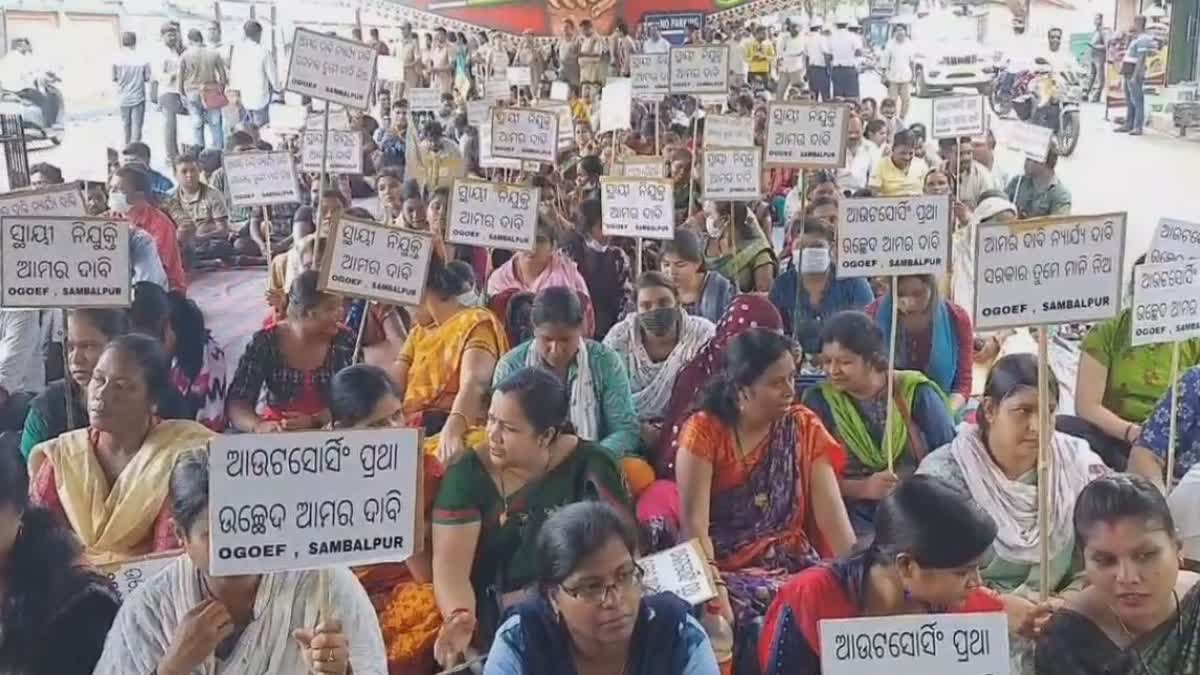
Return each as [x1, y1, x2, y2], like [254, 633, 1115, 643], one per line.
[1006, 123, 1053, 163]
[532, 101, 576, 150]
[619, 157, 668, 178]
[600, 177, 674, 241]
[638, 539, 718, 606]
[701, 147, 762, 201]
[0, 217, 131, 308]
[305, 109, 351, 132]
[490, 107, 559, 164]
[973, 213, 1127, 330]
[285, 28, 377, 110]
[467, 101, 491, 126]
[0, 184, 86, 219]
[704, 113, 754, 148]
[931, 95, 986, 139]
[1131, 260, 1200, 346]
[446, 179, 540, 251]
[479, 121, 521, 170]
[507, 66, 532, 87]
[484, 78, 510, 102]
[301, 130, 364, 174]
[376, 55, 404, 81]
[819, 613, 1009, 675]
[600, 78, 633, 134]
[631, 53, 671, 98]
[99, 552, 179, 600]
[223, 152, 301, 207]
[550, 81, 570, 101]
[319, 217, 433, 306]
[837, 196, 952, 278]
[406, 87, 441, 112]
[669, 45, 730, 94]
[268, 104, 308, 133]
[1147, 218, 1200, 263]
[207, 429, 422, 576]
[765, 102, 850, 168]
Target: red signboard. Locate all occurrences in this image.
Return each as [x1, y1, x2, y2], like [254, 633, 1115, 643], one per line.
[396, 0, 753, 36]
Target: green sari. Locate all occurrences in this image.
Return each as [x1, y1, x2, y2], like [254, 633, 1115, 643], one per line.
[812, 371, 938, 472]
[706, 237, 775, 293]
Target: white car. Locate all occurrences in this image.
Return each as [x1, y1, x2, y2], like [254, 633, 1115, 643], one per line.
[911, 38, 999, 97]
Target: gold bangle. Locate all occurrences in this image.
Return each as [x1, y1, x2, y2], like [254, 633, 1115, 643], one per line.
[447, 410, 470, 427]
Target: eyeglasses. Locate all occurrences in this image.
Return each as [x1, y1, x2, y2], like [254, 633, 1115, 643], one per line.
[559, 564, 645, 604]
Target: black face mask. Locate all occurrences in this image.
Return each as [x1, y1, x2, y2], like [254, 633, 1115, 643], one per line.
[638, 307, 679, 338]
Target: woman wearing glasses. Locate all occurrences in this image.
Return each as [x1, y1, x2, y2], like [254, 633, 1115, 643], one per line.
[484, 501, 720, 675]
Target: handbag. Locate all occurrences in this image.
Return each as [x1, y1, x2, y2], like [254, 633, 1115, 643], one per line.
[201, 83, 228, 110]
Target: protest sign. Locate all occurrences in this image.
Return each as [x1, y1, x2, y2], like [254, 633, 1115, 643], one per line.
[973, 213, 1127, 330]
[532, 101, 576, 150]
[446, 179, 540, 252]
[223, 152, 301, 208]
[0, 217, 130, 308]
[931, 95, 987, 139]
[285, 28, 377, 110]
[669, 45, 730, 94]
[490, 107, 559, 164]
[0, 184, 86, 219]
[207, 428, 422, 576]
[301, 130, 364, 174]
[306, 109, 352, 132]
[701, 147, 762, 201]
[600, 177, 674, 240]
[1006, 123, 1053, 163]
[703, 113, 755, 148]
[319, 217, 433, 307]
[765, 102, 850, 168]
[1131, 260, 1200, 347]
[484, 78, 510, 102]
[506, 66, 532, 87]
[1148, 218, 1200, 263]
[637, 539, 718, 606]
[467, 100, 491, 126]
[479, 120, 521, 170]
[631, 53, 671, 98]
[406, 87, 441, 112]
[268, 104, 308, 133]
[619, 156, 668, 178]
[600, 78, 633, 134]
[376, 55, 404, 81]
[819, 613, 1009, 675]
[99, 552, 179, 600]
[837, 196, 952, 278]
[551, 81, 570, 101]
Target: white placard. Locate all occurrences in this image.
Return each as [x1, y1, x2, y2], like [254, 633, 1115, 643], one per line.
[973, 213, 1127, 330]
[600, 177, 674, 241]
[637, 539, 718, 606]
[631, 53, 671, 98]
[701, 147, 762, 201]
[484, 78, 510, 102]
[704, 113, 755, 148]
[479, 121, 521, 170]
[376, 55, 404, 81]
[467, 101, 491, 126]
[669, 45, 730, 94]
[446, 179, 540, 252]
[301, 130, 364, 175]
[532, 101, 576, 150]
[319, 217, 433, 306]
[207, 429, 422, 576]
[305, 109, 352, 132]
[819, 613, 1010, 675]
[0, 217, 131, 308]
[100, 552, 179, 600]
[1006, 123, 1053, 163]
[223, 152, 301, 207]
[1148, 218, 1200, 263]
[0, 184, 86, 219]
[619, 157, 667, 178]
[931, 95, 987, 139]
[550, 81, 570, 101]
[406, 87, 441, 112]
[837, 196, 952, 278]
[765, 102, 850, 168]
[1131, 260, 1200, 346]
[268, 103, 308, 133]
[507, 66, 532, 87]
[490, 107, 559, 164]
[600, 78, 633, 134]
[285, 28, 377, 110]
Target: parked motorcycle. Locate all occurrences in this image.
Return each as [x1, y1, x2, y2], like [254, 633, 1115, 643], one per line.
[988, 66, 1035, 118]
[0, 73, 65, 148]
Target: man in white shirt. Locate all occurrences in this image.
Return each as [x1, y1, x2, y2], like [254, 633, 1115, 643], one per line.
[937, 136, 1000, 207]
[153, 23, 186, 163]
[776, 21, 806, 99]
[0, 309, 44, 431]
[395, 24, 422, 97]
[229, 20, 276, 128]
[804, 23, 831, 101]
[1044, 27, 1080, 76]
[838, 114, 880, 193]
[642, 25, 671, 54]
[829, 20, 861, 98]
[881, 24, 915, 121]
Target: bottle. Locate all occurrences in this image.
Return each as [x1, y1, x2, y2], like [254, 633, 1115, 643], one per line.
[700, 601, 734, 674]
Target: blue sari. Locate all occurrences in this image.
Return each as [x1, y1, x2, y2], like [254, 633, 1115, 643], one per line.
[876, 295, 959, 395]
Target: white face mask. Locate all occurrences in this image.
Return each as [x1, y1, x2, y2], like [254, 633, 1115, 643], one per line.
[705, 216, 723, 238]
[799, 247, 831, 274]
[107, 191, 131, 214]
[457, 289, 482, 307]
[586, 237, 607, 252]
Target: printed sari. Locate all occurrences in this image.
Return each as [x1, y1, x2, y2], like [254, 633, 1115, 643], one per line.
[706, 237, 776, 294]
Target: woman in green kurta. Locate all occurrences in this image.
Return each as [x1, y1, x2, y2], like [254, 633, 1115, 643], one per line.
[918, 354, 1109, 670]
[429, 367, 631, 671]
[702, 201, 776, 293]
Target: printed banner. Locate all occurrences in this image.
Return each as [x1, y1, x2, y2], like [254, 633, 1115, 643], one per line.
[223, 152, 301, 208]
[446, 179, 540, 252]
[764, 102, 850, 168]
[837, 196, 952, 278]
[285, 28, 377, 110]
[600, 177, 674, 240]
[318, 217, 433, 307]
[0, 217, 131, 308]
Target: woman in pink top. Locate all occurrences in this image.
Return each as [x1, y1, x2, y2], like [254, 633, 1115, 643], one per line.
[486, 219, 595, 335]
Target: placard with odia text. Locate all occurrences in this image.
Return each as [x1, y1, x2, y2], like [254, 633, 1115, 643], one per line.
[446, 179, 540, 252]
[600, 177, 674, 241]
[0, 216, 131, 308]
[318, 217, 433, 307]
[837, 196, 952, 278]
[765, 102, 850, 168]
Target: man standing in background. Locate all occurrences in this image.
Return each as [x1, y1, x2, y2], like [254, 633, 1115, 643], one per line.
[642, 24, 670, 54]
[179, 28, 227, 149]
[368, 28, 390, 55]
[805, 22, 831, 101]
[395, 23, 422, 99]
[113, 31, 151, 145]
[776, 21, 806, 99]
[154, 23, 185, 163]
[229, 20, 275, 129]
[1115, 15, 1158, 135]
[1086, 13, 1109, 102]
[881, 24, 915, 122]
[829, 18, 861, 98]
[209, 21, 232, 67]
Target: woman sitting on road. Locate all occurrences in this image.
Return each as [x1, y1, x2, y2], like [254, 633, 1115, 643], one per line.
[487, 219, 595, 336]
[661, 228, 736, 326]
[702, 201, 776, 294]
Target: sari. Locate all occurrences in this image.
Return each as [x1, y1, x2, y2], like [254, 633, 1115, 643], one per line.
[397, 307, 507, 433]
[872, 294, 963, 396]
[93, 557, 387, 675]
[602, 312, 715, 422]
[1035, 582, 1200, 675]
[678, 405, 847, 625]
[705, 235, 776, 293]
[28, 420, 214, 564]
